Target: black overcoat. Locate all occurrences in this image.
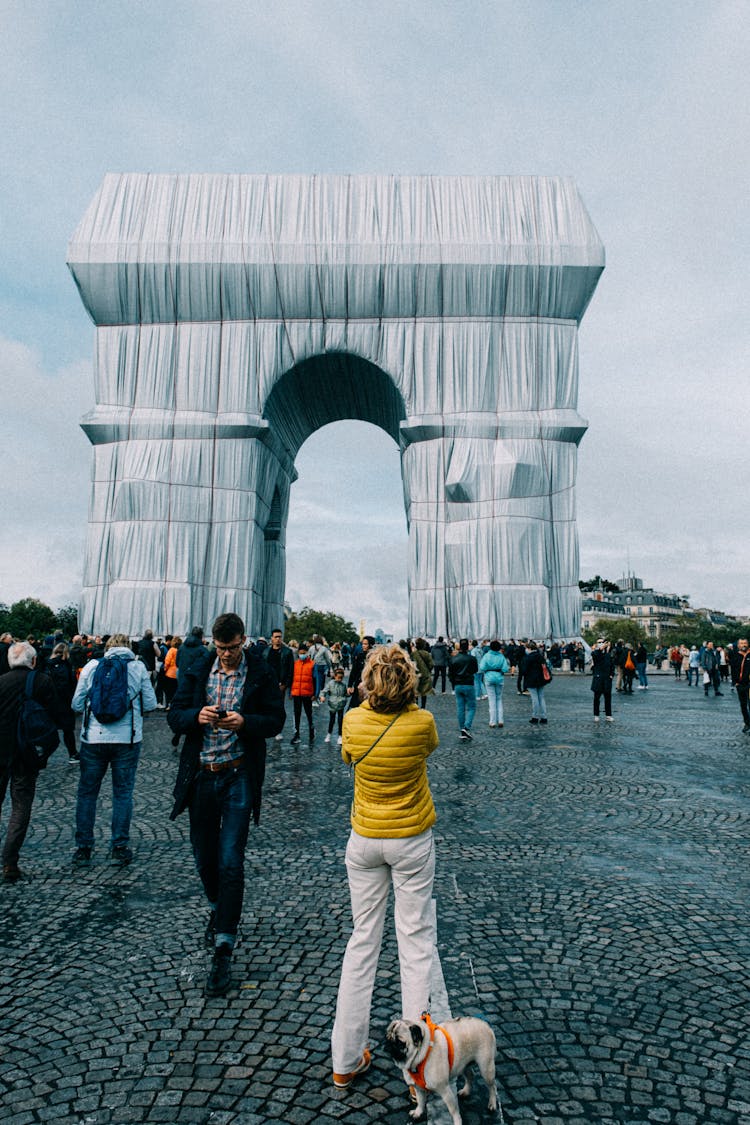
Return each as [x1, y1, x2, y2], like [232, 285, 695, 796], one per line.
[167, 651, 285, 823]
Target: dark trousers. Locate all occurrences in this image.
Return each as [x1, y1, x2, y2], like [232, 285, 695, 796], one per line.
[293, 696, 314, 733]
[327, 710, 344, 734]
[432, 665, 447, 692]
[736, 684, 750, 728]
[593, 685, 613, 717]
[0, 767, 37, 868]
[189, 767, 252, 941]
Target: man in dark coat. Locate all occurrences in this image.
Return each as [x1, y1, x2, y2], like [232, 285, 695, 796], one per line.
[0, 633, 13, 677]
[263, 629, 294, 741]
[729, 638, 750, 734]
[590, 639, 615, 722]
[430, 636, 450, 693]
[449, 639, 479, 739]
[0, 641, 61, 880]
[167, 612, 285, 998]
[347, 636, 375, 710]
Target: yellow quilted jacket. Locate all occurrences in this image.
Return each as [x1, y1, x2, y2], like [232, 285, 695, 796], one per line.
[342, 702, 438, 838]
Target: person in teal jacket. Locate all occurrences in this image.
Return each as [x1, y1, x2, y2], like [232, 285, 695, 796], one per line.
[479, 641, 510, 728]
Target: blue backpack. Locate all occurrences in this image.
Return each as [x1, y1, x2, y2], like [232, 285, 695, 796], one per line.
[89, 655, 131, 724]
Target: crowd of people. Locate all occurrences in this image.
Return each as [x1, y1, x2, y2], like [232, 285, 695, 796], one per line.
[1, 616, 749, 1101]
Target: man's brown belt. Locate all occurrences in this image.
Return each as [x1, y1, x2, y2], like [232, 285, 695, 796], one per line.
[201, 756, 243, 773]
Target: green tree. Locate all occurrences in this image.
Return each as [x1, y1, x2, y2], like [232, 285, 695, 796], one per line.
[582, 617, 649, 648]
[579, 575, 621, 593]
[2, 598, 57, 640]
[56, 604, 79, 638]
[283, 606, 359, 645]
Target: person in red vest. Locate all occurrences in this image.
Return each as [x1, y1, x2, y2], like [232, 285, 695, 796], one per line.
[290, 643, 316, 744]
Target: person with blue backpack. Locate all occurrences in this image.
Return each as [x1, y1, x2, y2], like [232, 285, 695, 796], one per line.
[71, 633, 157, 868]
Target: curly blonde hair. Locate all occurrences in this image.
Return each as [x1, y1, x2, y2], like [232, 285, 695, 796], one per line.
[362, 644, 417, 713]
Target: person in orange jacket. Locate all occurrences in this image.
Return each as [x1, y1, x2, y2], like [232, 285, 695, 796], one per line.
[290, 643, 315, 744]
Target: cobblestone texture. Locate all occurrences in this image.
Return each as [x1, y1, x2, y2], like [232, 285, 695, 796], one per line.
[1, 673, 748, 1123]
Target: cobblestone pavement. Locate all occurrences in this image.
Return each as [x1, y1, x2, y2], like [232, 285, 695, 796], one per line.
[1, 672, 749, 1125]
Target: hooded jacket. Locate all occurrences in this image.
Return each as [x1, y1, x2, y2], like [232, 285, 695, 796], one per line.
[72, 648, 157, 743]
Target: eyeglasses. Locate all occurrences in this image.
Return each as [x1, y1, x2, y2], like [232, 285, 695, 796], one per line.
[214, 640, 244, 654]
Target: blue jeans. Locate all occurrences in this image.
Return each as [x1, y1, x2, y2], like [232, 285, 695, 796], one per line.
[528, 686, 547, 719]
[454, 684, 477, 730]
[473, 672, 484, 697]
[189, 767, 252, 944]
[75, 741, 141, 849]
[313, 665, 327, 697]
[486, 680, 505, 725]
[636, 662, 648, 687]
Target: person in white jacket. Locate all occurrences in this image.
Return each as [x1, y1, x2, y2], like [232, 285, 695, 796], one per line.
[71, 633, 157, 867]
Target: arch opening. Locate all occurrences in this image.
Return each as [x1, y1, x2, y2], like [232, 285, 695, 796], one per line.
[285, 420, 409, 636]
[263, 353, 407, 461]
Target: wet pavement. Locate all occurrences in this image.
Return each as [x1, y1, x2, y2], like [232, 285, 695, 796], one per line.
[1, 671, 749, 1124]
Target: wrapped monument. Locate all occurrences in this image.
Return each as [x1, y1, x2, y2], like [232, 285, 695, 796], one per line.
[68, 174, 604, 639]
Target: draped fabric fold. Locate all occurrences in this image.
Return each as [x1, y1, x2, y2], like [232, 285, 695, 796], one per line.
[68, 174, 603, 639]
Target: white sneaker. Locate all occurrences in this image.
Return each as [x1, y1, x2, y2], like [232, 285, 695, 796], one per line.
[593, 716, 600, 722]
[275, 733, 283, 741]
[337, 735, 343, 745]
[606, 716, 614, 722]
[324, 733, 331, 743]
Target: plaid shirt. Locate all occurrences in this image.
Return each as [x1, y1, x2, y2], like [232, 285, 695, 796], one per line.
[200, 657, 248, 767]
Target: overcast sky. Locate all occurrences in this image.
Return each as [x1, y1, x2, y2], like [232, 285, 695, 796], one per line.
[1, 0, 748, 635]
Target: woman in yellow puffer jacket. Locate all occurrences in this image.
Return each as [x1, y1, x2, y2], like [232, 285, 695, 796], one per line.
[331, 644, 438, 1090]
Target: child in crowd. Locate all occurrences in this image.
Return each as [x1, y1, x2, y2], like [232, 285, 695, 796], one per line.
[320, 666, 348, 744]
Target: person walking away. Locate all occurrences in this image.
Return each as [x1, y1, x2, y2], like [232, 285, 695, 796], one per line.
[522, 641, 549, 724]
[591, 639, 615, 722]
[669, 645, 682, 679]
[430, 636, 450, 693]
[290, 643, 316, 743]
[167, 612, 284, 997]
[309, 635, 332, 702]
[71, 633, 157, 868]
[471, 640, 486, 700]
[320, 666, 348, 744]
[347, 637, 375, 710]
[0, 641, 62, 881]
[163, 637, 181, 709]
[700, 641, 723, 697]
[622, 645, 636, 693]
[479, 641, 510, 728]
[634, 643, 649, 690]
[449, 639, 478, 740]
[331, 644, 438, 1091]
[687, 645, 701, 686]
[45, 642, 80, 762]
[411, 638, 434, 709]
[729, 638, 750, 734]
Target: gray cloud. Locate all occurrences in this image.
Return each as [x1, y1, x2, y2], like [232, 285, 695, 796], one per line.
[1, 1, 748, 628]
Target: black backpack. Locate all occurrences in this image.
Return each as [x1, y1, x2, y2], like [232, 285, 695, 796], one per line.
[16, 670, 59, 769]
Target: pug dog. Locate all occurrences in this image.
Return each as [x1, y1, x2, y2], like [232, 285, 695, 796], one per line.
[385, 1014, 498, 1124]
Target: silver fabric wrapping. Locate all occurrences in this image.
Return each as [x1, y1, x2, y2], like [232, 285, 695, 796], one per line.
[69, 174, 604, 639]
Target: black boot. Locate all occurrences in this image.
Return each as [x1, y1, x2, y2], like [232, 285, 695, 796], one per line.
[205, 944, 232, 997]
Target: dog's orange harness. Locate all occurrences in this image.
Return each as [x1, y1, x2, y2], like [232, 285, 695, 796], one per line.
[407, 1012, 455, 1090]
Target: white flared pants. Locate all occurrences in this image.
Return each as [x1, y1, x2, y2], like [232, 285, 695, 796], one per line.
[331, 827, 436, 1073]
